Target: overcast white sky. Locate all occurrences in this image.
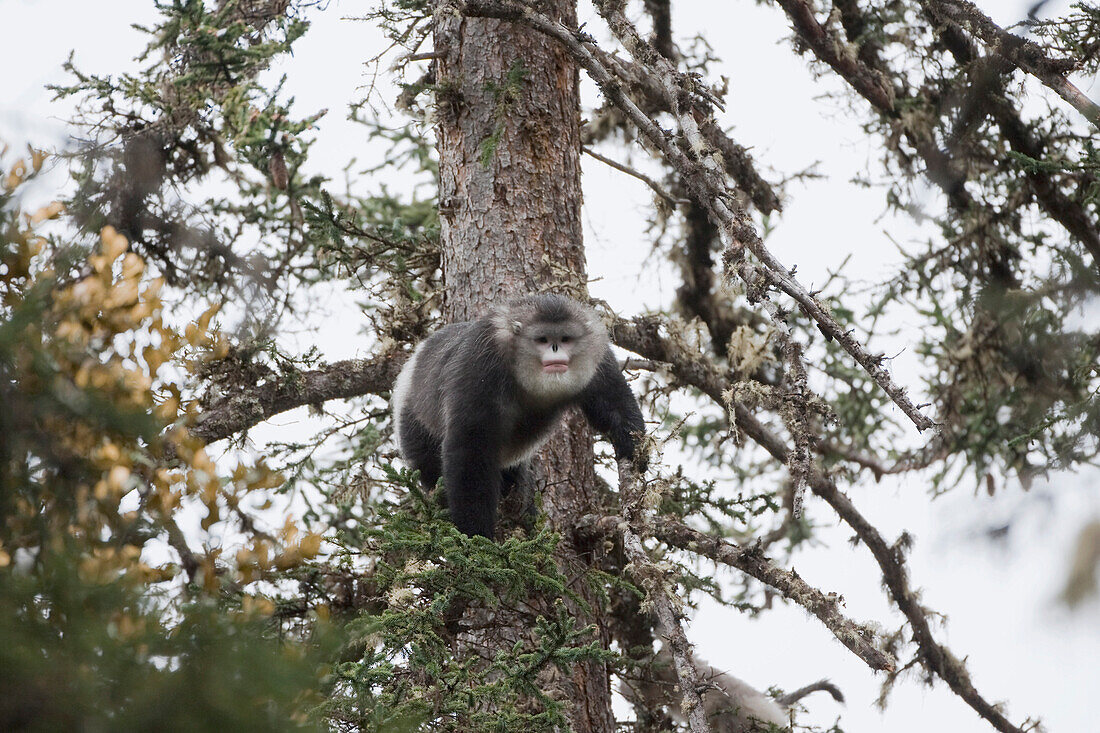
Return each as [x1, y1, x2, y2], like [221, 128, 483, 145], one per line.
[3, 1, 1099, 731]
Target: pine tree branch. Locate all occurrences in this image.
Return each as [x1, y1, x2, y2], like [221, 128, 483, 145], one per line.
[576, 513, 897, 673]
[772, 0, 897, 110]
[191, 353, 406, 444]
[927, 4, 1100, 269]
[608, 316, 1035, 733]
[921, 0, 1100, 129]
[784, 0, 1100, 271]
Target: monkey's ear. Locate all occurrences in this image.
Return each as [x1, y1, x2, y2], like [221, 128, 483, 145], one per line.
[511, 320, 522, 334]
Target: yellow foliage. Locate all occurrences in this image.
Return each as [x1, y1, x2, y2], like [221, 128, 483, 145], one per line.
[280, 517, 300, 544]
[143, 343, 169, 376]
[71, 276, 106, 306]
[4, 158, 26, 190]
[192, 447, 215, 474]
[29, 201, 64, 224]
[240, 595, 276, 617]
[107, 465, 132, 494]
[184, 322, 204, 346]
[3, 178, 304, 597]
[273, 547, 300, 570]
[100, 225, 129, 262]
[156, 390, 181, 421]
[104, 277, 140, 309]
[200, 556, 220, 593]
[109, 611, 145, 641]
[200, 501, 221, 531]
[98, 441, 122, 463]
[141, 565, 177, 583]
[121, 252, 145, 279]
[196, 301, 221, 332]
[298, 532, 323, 559]
[143, 277, 165, 303]
[29, 146, 47, 172]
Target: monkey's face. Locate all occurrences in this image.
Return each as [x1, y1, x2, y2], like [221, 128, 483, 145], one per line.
[513, 324, 597, 400]
[530, 329, 579, 374]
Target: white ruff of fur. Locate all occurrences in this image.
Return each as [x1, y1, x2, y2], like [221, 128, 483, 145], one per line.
[514, 359, 596, 404]
[390, 344, 423, 454]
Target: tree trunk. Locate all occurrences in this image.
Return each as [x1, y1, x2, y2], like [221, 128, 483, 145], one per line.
[433, 3, 616, 731]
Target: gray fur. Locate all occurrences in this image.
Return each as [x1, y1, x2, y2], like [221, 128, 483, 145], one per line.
[627, 646, 844, 733]
[390, 294, 644, 538]
[392, 297, 606, 465]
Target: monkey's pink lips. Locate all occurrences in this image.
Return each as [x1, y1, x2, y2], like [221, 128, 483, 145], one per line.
[542, 361, 569, 374]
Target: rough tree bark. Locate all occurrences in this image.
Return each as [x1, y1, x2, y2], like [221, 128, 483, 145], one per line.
[432, 2, 616, 731]
[435, 1, 586, 316]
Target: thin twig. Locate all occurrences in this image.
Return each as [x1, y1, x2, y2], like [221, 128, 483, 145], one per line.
[582, 146, 689, 206]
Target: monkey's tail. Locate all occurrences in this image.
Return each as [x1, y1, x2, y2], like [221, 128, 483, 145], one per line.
[775, 679, 845, 707]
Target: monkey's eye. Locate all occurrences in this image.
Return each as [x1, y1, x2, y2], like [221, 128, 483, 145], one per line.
[560, 336, 571, 343]
[535, 336, 549, 344]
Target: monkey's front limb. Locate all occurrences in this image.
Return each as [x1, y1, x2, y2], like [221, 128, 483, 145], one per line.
[580, 348, 647, 468]
[442, 424, 503, 539]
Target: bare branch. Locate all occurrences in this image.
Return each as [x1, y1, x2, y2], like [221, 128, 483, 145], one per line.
[577, 513, 897, 673]
[922, 0, 1100, 129]
[609, 316, 1035, 733]
[809, 474, 1032, 733]
[192, 353, 406, 444]
[654, 518, 895, 672]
